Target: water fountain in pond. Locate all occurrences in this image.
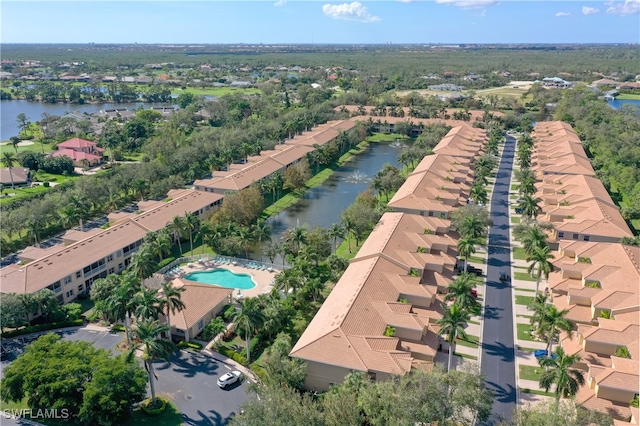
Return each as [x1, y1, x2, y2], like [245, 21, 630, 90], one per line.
[344, 170, 371, 184]
[390, 140, 407, 149]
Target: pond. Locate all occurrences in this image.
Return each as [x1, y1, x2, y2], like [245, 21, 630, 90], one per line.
[251, 141, 404, 262]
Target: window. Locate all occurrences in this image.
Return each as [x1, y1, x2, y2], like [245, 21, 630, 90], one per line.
[48, 281, 62, 293]
[118, 263, 124, 270]
[117, 250, 122, 258]
[108, 267, 115, 274]
[76, 271, 82, 279]
[583, 235, 590, 242]
[198, 319, 205, 331]
[107, 254, 114, 262]
[420, 211, 425, 216]
[78, 285, 84, 293]
[66, 289, 74, 298]
[572, 233, 579, 240]
[64, 275, 72, 285]
[558, 232, 565, 238]
[428, 211, 434, 217]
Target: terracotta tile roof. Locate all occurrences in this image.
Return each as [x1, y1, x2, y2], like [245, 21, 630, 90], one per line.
[576, 386, 632, 420]
[57, 138, 98, 149]
[168, 279, 232, 330]
[52, 149, 103, 162]
[0, 190, 221, 295]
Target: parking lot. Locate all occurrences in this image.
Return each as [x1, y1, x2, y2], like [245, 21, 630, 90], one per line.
[1, 326, 253, 425]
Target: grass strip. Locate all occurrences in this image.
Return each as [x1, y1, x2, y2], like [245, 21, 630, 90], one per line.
[515, 295, 534, 306]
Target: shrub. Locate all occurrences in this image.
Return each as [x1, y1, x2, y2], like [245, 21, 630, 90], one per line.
[230, 352, 248, 366]
[140, 396, 168, 416]
[158, 257, 177, 269]
[0, 319, 84, 338]
[111, 324, 126, 332]
[62, 303, 83, 320]
[222, 304, 236, 322]
[178, 341, 203, 351]
[43, 182, 50, 187]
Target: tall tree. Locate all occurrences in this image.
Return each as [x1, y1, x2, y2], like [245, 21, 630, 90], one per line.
[539, 347, 585, 401]
[1, 151, 17, 190]
[106, 273, 139, 346]
[232, 297, 266, 362]
[539, 304, 573, 354]
[184, 211, 200, 255]
[328, 223, 345, 252]
[444, 273, 481, 314]
[133, 287, 164, 321]
[527, 245, 555, 297]
[159, 281, 185, 341]
[518, 195, 541, 221]
[456, 235, 478, 272]
[129, 246, 158, 288]
[168, 215, 186, 255]
[436, 304, 470, 372]
[130, 320, 175, 406]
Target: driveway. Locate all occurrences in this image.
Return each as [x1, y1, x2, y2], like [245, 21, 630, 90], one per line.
[1, 326, 252, 426]
[153, 349, 252, 425]
[481, 135, 517, 425]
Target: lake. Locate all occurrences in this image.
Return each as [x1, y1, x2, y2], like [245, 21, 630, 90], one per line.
[0, 99, 173, 140]
[607, 98, 640, 111]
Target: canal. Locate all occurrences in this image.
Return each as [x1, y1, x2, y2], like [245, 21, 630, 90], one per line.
[251, 140, 405, 261]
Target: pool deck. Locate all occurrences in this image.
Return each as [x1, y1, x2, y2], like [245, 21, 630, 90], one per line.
[178, 260, 279, 299]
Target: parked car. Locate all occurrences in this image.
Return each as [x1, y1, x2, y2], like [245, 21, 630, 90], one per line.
[499, 271, 510, 282]
[515, 208, 523, 214]
[534, 349, 558, 360]
[466, 265, 483, 276]
[217, 370, 242, 388]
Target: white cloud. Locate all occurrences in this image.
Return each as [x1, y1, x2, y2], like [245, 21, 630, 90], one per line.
[555, 11, 571, 16]
[582, 6, 600, 14]
[397, 0, 418, 3]
[274, 0, 286, 6]
[435, 0, 499, 10]
[605, 0, 640, 16]
[322, 2, 381, 23]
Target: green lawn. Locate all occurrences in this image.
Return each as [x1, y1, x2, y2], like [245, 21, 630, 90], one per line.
[172, 87, 261, 97]
[335, 237, 364, 260]
[467, 255, 486, 264]
[127, 399, 183, 426]
[367, 133, 410, 142]
[454, 352, 478, 360]
[519, 365, 544, 381]
[514, 272, 537, 282]
[518, 346, 538, 353]
[517, 323, 541, 341]
[510, 216, 521, 224]
[615, 93, 640, 100]
[515, 295, 534, 306]
[0, 141, 52, 154]
[511, 184, 519, 191]
[520, 388, 555, 397]
[456, 334, 480, 349]
[513, 247, 527, 260]
[0, 397, 28, 411]
[515, 287, 536, 293]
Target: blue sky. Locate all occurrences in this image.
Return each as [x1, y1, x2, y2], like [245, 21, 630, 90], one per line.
[1, 1, 639, 44]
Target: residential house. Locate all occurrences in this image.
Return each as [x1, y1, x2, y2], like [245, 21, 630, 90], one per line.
[51, 138, 104, 167]
[166, 278, 233, 342]
[0, 167, 30, 187]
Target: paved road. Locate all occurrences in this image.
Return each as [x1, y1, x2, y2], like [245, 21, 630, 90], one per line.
[1, 327, 251, 426]
[481, 135, 517, 424]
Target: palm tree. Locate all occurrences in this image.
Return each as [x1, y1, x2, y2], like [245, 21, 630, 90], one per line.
[196, 222, 213, 254]
[1, 152, 17, 190]
[519, 224, 548, 256]
[456, 236, 478, 272]
[129, 246, 158, 288]
[133, 287, 164, 321]
[518, 195, 540, 221]
[284, 226, 307, 257]
[106, 273, 139, 346]
[130, 320, 175, 406]
[539, 347, 585, 400]
[444, 273, 481, 314]
[68, 195, 90, 232]
[328, 223, 344, 252]
[231, 297, 266, 362]
[518, 175, 537, 196]
[459, 215, 487, 241]
[144, 231, 172, 262]
[469, 184, 489, 206]
[539, 304, 573, 354]
[527, 245, 555, 297]
[168, 216, 186, 255]
[436, 304, 470, 372]
[184, 212, 200, 255]
[159, 281, 185, 341]
[251, 219, 272, 260]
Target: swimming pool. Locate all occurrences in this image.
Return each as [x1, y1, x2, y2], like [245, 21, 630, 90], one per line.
[183, 269, 256, 290]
